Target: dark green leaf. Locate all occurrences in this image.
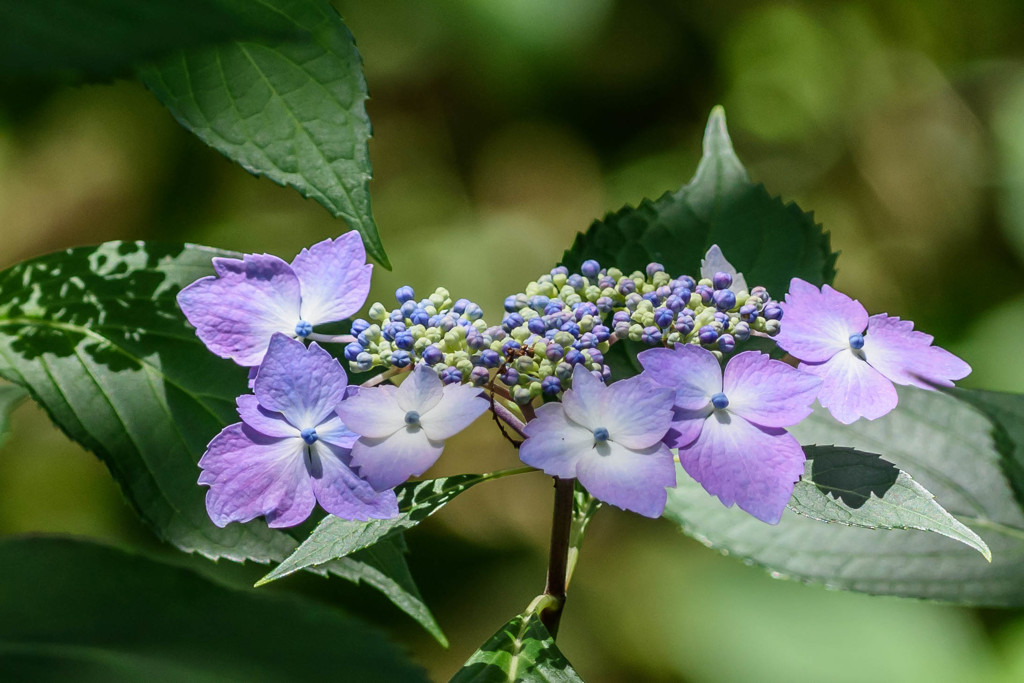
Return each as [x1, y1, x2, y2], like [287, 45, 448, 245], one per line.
[258, 472, 514, 586]
[0, 241, 436, 633]
[664, 387, 1024, 605]
[0, 536, 427, 683]
[0, 0, 295, 83]
[0, 382, 27, 447]
[791, 445, 989, 559]
[561, 106, 837, 298]
[953, 388, 1024, 511]
[139, 0, 388, 267]
[450, 602, 583, 683]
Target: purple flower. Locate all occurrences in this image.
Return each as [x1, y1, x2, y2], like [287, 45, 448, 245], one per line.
[198, 334, 397, 528]
[177, 233, 372, 366]
[518, 366, 676, 518]
[639, 346, 821, 524]
[337, 365, 489, 491]
[775, 278, 971, 424]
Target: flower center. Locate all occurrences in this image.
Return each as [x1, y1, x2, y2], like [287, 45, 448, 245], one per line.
[295, 319, 313, 338]
[300, 427, 318, 445]
[711, 392, 729, 410]
[404, 411, 421, 426]
[593, 427, 610, 443]
[848, 332, 865, 350]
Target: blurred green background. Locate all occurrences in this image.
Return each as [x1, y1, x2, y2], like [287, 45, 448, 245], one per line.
[3, 0, 1024, 681]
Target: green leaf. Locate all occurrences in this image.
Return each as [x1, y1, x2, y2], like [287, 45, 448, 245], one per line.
[791, 445, 989, 559]
[664, 387, 1024, 605]
[258, 471, 521, 587]
[0, 382, 27, 447]
[0, 241, 436, 633]
[0, 0, 295, 83]
[0, 536, 427, 683]
[953, 388, 1024, 510]
[450, 602, 583, 683]
[561, 106, 837, 297]
[139, 0, 389, 267]
[566, 484, 599, 587]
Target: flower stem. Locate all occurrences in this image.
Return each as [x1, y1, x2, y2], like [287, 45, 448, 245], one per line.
[360, 365, 409, 388]
[305, 332, 356, 344]
[540, 476, 575, 638]
[490, 399, 528, 441]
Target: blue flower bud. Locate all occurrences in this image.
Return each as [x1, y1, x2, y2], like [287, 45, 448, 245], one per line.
[646, 262, 665, 278]
[618, 278, 636, 295]
[440, 367, 463, 384]
[351, 318, 370, 335]
[499, 367, 519, 385]
[588, 349, 605, 365]
[565, 348, 584, 365]
[849, 333, 865, 350]
[503, 313, 524, 332]
[545, 344, 564, 361]
[527, 317, 547, 335]
[595, 296, 614, 314]
[395, 286, 415, 303]
[465, 303, 484, 321]
[612, 310, 631, 326]
[399, 300, 417, 317]
[598, 275, 616, 289]
[541, 376, 563, 396]
[527, 295, 549, 312]
[593, 325, 611, 342]
[739, 303, 758, 321]
[512, 386, 533, 404]
[750, 286, 769, 301]
[354, 352, 373, 372]
[422, 346, 444, 365]
[410, 309, 430, 326]
[697, 284, 714, 304]
[674, 315, 694, 335]
[504, 295, 520, 313]
[654, 307, 675, 329]
[698, 325, 718, 345]
[559, 321, 580, 337]
[501, 339, 522, 356]
[551, 265, 569, 277]
[663, 295, 683, 313]
[574, 302, 598, 320]
[577, 332, 597, 349]
[656, 285, 673, 299]
[555, 362, 573, 380]
[641, 326, 662, 345]
[581, 260, 601, 278]
[395, 331, 414, 350]
[714, 312, 731, 330]
[642, 291, 660, 305]
[713, 289, 736, 311]
[343, 342, 363, 361]
[566, 274, 584, 291]
[466, 330, 486, 350]
[763, 303, 783, 320]
[470, 366, 490, 386]
[478, 349, 501, 368]
[765, 319, 781, 335]
[713, 271, 733, 290]
[676, 275, 696, 290]
[391, 350, 412, 367]
[717, 334, 735, 353]
[733, 321, 751, 341]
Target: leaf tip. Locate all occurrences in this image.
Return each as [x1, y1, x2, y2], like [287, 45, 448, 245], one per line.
[703, 105, 734, 157]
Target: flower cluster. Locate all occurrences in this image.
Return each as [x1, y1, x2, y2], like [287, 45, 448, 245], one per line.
[178, 234, 971, 530]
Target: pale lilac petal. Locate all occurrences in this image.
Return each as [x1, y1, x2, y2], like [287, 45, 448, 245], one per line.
[316, 413, 358, 449]
[308, 440, 398, 520]
[638, 345, 722, 410]
[198, 424, 314, 528]
[336, 385, 405, 439]
[800, 351, 898, 424]
[678, 413, 804, 524]
[177, 254, 301, 366]
[665, 406, 712, 448]
[722, 351, 822, 429]
[419, 382, 488, 440]
[577, 440, 676, 518]
[290, 233, 373, 325]
[235, 394, 297, 439]
[775, 279, 867, 363]
[700, 244, 748, 293]
[519, 402, 594, 479]
[350, 427, 444, 491]
[254, 336, 348, 428]
[602, 375, 675, 449]
[396, 365, 444, 413]
[863, 314, 971, 389]
[560, 365, 607, 430]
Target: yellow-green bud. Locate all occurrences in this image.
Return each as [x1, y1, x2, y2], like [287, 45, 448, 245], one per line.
[606, 267, 623, 280]
[368, 302, 388, 322]
[552, 273, 568, 289]
[579, 315, 594, 332]
[628, 323, 644, 342]
[553, 331, 574, 347]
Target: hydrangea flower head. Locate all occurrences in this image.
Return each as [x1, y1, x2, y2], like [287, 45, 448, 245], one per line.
[178, 233, 372, 366]
[518, 366, 677, 518]
[775, 278, 971, 424]
[338, 364, 489, 491]
[199, 333, 397, 528]
[639, 346, 821, 524]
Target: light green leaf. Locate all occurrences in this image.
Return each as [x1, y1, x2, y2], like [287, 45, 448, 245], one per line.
[0, 382, 27, 447]
[560, 106, 837, 298]
[258, 471, 526, 587]
[0, 241, 435, 633]
[664, 387, 1024, 605]
[139, 0, 388, 267]
[0, 0, 295, 83]
[791, 445, 989, 559]
[0, 536, 427, 683]
[566, 484, 599, 587]
[449, 600, 583, 683]
[953, 388, 1024, 510]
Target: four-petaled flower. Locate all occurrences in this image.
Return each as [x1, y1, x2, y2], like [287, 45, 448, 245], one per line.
[639, 346, 822, 524]
[338, 365, 489, 491]
[775, 278, 971, 424]
[199, 333, 397, 528]
[518, 366, 677, 518]
[178, 233, 372, 367]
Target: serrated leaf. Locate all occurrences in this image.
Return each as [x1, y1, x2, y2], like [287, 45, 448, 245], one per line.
[450, 605, 583, 683]
[0, 0, 295, 83]
[561, 106, 837, 298]
[953, 388, 1024, 511]
[0, 536, 427, 683]
[664, 387, 1024, 605]
[258, 472, 505, 587]
[0, 382, 27, 448]
[0, 241, 435, 634]
[791, 445, 989, 559]
[139, 0, 388, 267]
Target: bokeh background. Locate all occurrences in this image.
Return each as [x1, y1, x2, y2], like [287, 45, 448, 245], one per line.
[3, 1, 1024, 681]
